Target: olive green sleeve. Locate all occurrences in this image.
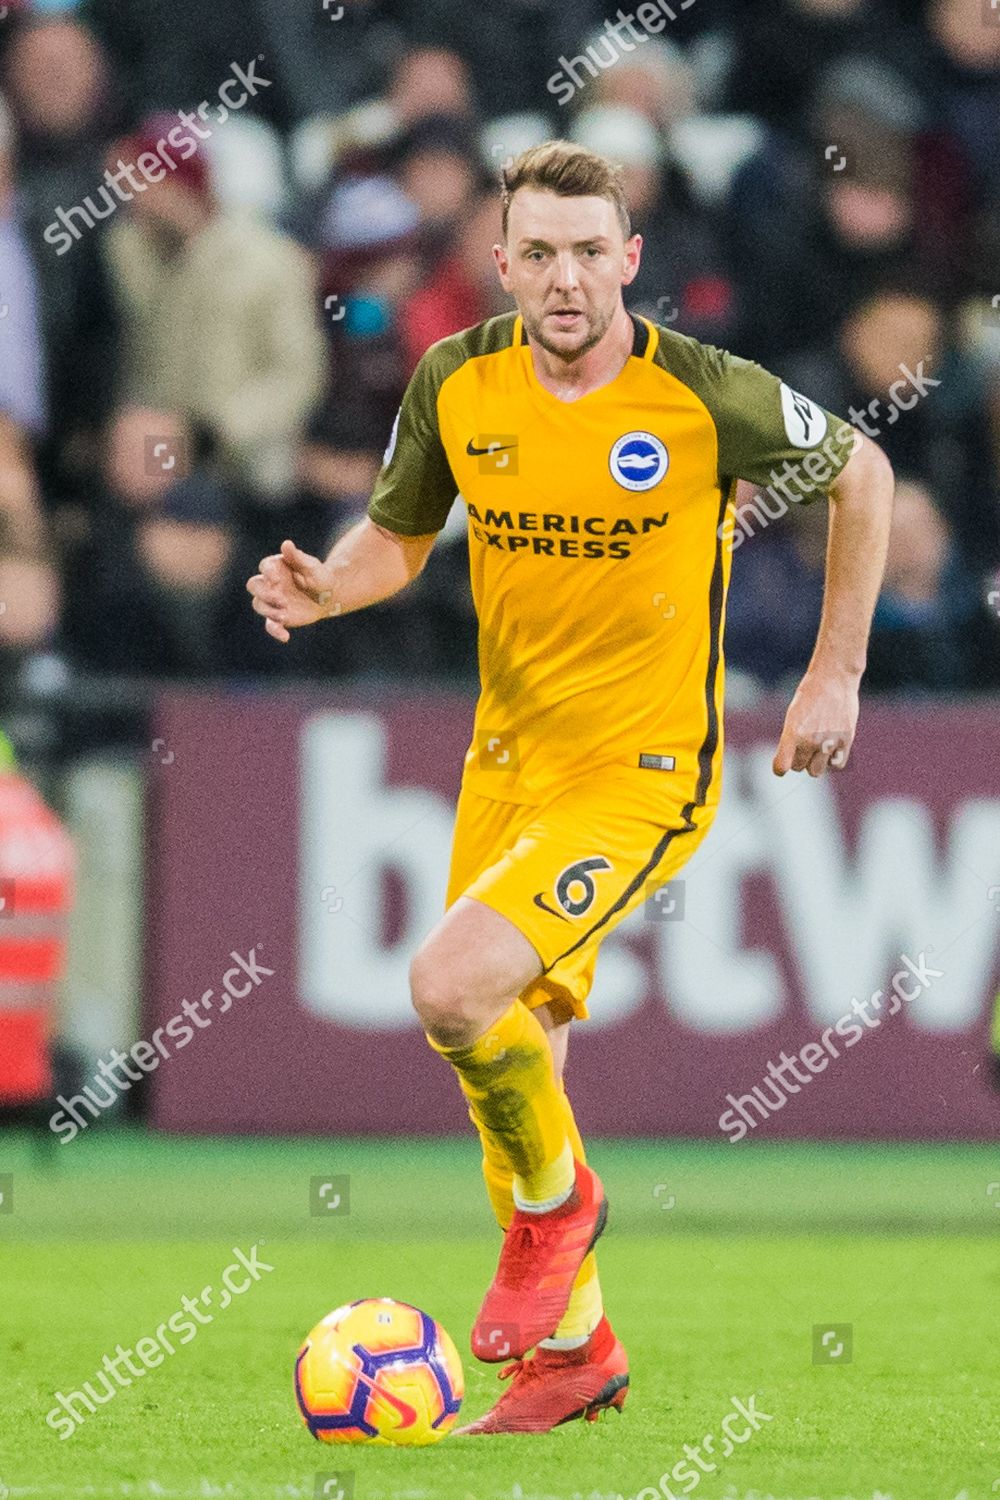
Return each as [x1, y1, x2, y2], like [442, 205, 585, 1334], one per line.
[708, 346, 857, 500]
[367, 344, 460, 536]
[654, 330, 858, 503]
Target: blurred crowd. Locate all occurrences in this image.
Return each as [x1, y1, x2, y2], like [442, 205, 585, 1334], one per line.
[1, 0, 999, 703]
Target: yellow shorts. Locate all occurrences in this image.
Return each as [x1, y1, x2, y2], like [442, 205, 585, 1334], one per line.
[445, 765, 717, 1021]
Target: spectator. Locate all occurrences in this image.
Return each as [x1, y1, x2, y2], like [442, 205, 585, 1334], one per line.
[2, 16, 119, 499]
[909, 0, 1000, 204]
[290, 44, 478, 196]
[62, 406, 234, 676]
[0, 520, 60, 654]
[864, 478, 996, 691]
[387, 45, 475, 130]
[814, 52, 974, 292]
[0, 513, 62, 713]
[400, 189, 510, 372]
[301, 173, 423, 526]
[726, 55, 940, 365]
[0, 93, 44, 434]
[390, 114, 484, 251]
[0, 91, 46, 554]
[785, 286, 1000, 579]
[2, 15, 109, 149]
[0, 416, 46, 562]
[726, 471, 1000, 696]
[104, 115, 325, 504]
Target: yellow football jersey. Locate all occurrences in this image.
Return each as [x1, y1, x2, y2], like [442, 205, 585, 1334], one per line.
[369, 312, 855, 810]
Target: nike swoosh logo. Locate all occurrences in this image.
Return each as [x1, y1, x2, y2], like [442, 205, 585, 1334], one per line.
[533, 892, 572, 923]
[354, 1367, 418, 1428]
[467, 440, 517, 456]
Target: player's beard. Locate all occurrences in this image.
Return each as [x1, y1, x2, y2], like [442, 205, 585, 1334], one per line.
[520, 300, 615, 363]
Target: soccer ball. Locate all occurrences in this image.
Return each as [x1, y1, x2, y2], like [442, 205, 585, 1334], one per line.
[294, 1298, 464, 1445]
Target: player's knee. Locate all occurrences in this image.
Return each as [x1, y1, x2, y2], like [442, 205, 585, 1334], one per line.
[409, 946, 482, 1043]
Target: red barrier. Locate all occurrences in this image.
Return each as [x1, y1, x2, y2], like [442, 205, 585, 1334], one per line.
[0, 771, 74, 1104]
[147, 691, 1000, 1140]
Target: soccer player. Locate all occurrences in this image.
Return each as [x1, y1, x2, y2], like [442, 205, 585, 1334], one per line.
[247, 142, 895, 1434]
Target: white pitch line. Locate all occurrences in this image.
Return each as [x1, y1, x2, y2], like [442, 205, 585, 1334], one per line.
[0, 1487, 928, 1500]
[0, 1488, 313, 1500]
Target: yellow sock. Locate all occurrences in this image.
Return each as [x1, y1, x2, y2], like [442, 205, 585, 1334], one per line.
[477, 1082, 604, 1342]
[545, 1255, 604, 1344]
[549, 1084, 603, 1342]
[428, 1000, 575, 1206]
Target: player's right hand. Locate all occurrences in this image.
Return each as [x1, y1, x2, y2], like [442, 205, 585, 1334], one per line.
[246, 539, 337, 643]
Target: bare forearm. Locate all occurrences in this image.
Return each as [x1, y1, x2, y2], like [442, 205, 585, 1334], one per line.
[247, 516, 436, 642]
[810, 436, 895, 681]
[316, 518, 435, 619]
[773, 437, 894, 777]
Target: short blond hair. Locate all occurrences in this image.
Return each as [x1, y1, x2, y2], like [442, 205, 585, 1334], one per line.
[500, 140, 631, 239]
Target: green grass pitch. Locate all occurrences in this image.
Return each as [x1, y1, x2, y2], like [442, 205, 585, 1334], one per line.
[1, 1130, 997, 1500]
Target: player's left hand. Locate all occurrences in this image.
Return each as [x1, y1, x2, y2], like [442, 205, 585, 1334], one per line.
[773, 668, 860, 777]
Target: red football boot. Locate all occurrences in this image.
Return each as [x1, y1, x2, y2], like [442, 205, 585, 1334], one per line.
[457, 1316, 629, 1434]
[471, 1159, 608, 1363]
